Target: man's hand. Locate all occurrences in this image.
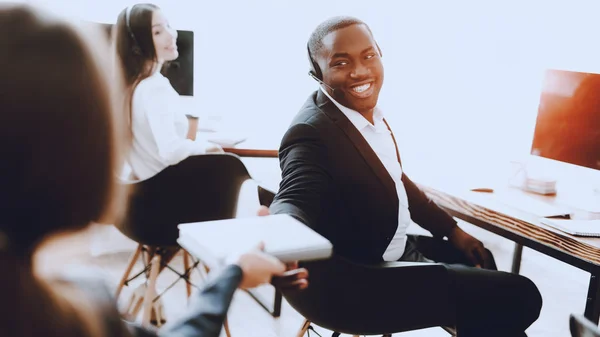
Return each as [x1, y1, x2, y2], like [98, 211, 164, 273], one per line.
[257, 205, 270, 216]
[271, 261, 309, 291]
[257, 205, 309, 291]
[447, 227, 486, 268]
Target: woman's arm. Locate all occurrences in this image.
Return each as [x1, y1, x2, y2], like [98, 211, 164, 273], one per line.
[185, 115, 199, 141]
[157, 265, 242, 337]
[140, 86, 208, 163]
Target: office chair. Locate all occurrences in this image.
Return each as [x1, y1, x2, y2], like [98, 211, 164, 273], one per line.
[257, 186, 457, 337]
[114, 154, 278, 333]
[570, 314, 600, 337]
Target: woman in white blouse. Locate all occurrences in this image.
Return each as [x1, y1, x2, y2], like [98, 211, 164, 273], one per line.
[115, 3, 221, 180]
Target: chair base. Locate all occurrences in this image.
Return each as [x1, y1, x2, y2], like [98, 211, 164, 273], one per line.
[296, 319, 455, 337]
[116, 244, 232, 336]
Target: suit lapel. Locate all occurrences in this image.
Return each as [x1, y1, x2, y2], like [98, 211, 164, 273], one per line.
[315, 90, 399, 203]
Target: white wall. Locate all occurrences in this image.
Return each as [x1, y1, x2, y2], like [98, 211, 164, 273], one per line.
[21, 0, 600, 177]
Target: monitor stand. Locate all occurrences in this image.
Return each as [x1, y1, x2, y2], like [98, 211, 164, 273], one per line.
[508, 161, 557, 195]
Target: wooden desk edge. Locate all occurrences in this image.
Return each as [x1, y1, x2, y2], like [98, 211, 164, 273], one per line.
[416, 182, 600, 268]
[224, 148, 278, 158]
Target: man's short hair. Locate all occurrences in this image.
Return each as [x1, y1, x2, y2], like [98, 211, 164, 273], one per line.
[307, 16, 373, 61]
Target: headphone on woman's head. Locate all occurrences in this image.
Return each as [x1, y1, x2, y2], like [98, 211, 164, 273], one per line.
[125, 5, 142, 55]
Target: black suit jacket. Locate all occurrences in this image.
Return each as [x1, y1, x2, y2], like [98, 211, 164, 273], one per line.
[270, 90, 457, 264]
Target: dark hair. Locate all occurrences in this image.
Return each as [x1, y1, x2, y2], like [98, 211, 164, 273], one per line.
[114, 3, 160, 129]
[0, 3, 126, 336]
[115, 3, 159, 88]
[0, 4, 123, 256]
[307, 16, 373, 63]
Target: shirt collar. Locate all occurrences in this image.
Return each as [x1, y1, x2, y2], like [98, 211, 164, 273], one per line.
[320, 86, 384, 131]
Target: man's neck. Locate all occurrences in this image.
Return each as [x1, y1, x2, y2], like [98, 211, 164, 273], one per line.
[320, 86, 378, 125]
[359, 109, 375, 125]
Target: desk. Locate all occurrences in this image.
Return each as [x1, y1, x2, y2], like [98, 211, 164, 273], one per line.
[411, 172, 600, 323]
[196, 130, 278, 158]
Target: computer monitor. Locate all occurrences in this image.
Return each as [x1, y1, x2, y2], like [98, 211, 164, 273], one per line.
[531, 69, 600, 171]
[97, 23, 193, 96]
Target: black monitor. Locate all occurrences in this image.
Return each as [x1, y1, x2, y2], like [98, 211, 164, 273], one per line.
[97, 23, 193, 96]
[531, 69, 600, 171]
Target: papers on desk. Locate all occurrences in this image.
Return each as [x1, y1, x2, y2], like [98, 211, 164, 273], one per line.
[539, 218, 600, 237]
[177, 214, 333, 269]
[495, 192, 571, 218]
[207, 135, 246, 148]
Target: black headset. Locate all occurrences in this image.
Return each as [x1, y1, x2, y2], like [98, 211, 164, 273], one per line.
[307, 43, 323, 80]
[307, 41, 383, 81]
[125, 5, 142, 55]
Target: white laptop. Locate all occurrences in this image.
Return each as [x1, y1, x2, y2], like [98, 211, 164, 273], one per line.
[178, 214, 333, 269]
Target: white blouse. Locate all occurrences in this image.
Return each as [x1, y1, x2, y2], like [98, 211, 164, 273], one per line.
[127, 70, 208, 180]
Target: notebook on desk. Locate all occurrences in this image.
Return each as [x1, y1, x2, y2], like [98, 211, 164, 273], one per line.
[207, 136, 246, 148]
[495, 192, 571, 218]
[178, 214, 333, 269]
[539, 218, 600, 237]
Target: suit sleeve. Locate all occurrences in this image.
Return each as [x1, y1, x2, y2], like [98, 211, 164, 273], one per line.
[158, 264, 243, 337]
[269, 123, 334, 229]
[401, 173, 457, 238]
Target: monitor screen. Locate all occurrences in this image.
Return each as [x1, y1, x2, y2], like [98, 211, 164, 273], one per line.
[97, 23, 193, 96]
[531, 69, 600, 171]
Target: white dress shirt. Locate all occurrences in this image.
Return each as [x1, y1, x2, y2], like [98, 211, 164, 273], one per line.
[321, 87, 412, 261]
[128, 70, 209, 181]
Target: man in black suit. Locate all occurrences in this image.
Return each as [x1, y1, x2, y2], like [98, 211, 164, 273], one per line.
[268, 16, 542, 337]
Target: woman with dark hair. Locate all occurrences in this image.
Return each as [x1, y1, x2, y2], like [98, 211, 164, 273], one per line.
[0, 3, 307, 337]
[115, 3, 221, 181]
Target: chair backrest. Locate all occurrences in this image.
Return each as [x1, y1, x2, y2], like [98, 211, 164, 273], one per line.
[571, 314, 600, 337]
[257, 185, 275, 207]
[116, 154, 251, 247]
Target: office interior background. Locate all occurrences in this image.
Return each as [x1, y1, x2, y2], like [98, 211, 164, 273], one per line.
[11, 0, 600, 336]
[21, 0, 600, 181]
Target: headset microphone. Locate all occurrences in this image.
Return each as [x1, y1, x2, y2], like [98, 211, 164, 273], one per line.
[308, 72, 345, 99]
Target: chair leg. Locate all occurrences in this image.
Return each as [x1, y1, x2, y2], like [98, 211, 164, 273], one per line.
[296, 319, 311, 337]
[273, 289, 282, 317]
[157, 246, 181, 274]
[116, 244, 142, 299]
[141, 254, 161, 328]
[183, 251, 192, 300]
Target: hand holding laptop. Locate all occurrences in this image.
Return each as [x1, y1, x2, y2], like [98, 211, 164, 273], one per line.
[230, 241, 308, 290]
[256, 206, 309, 291]
[178, 207, 327, 291]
